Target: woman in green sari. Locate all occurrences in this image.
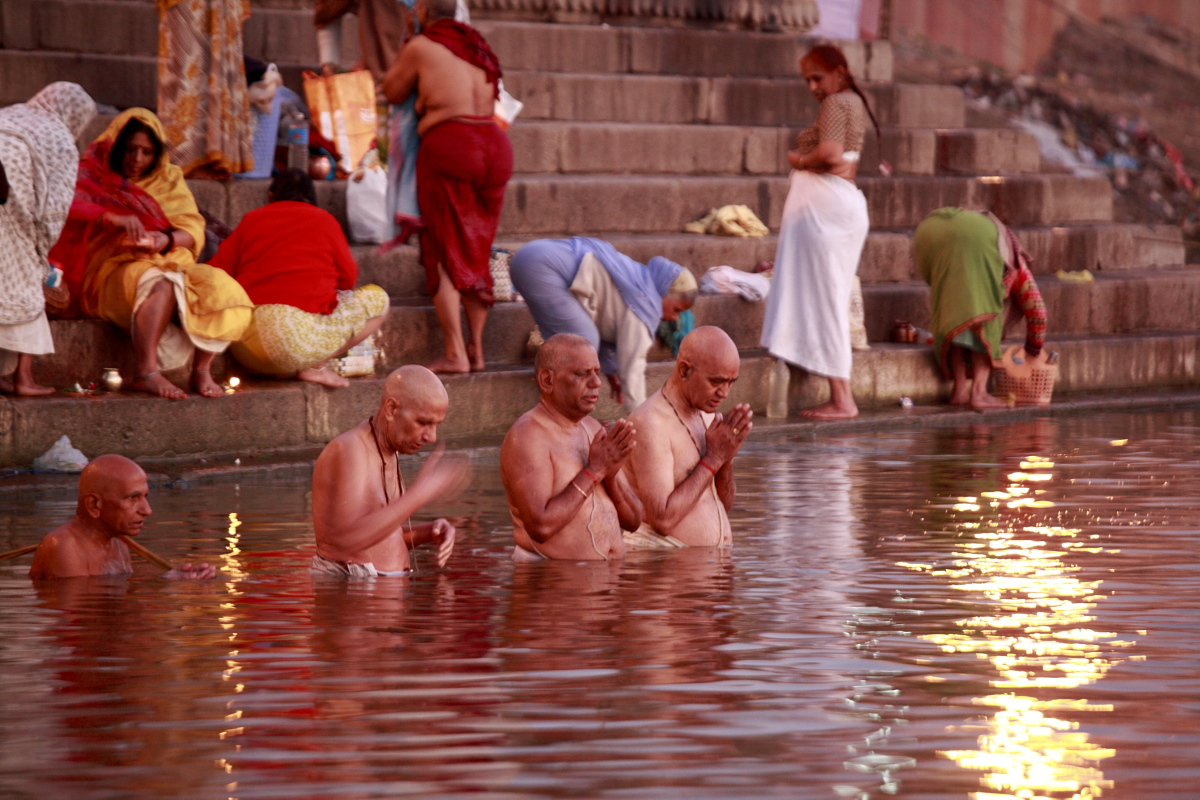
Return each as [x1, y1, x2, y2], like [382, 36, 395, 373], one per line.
[914, 207, 1047, 410]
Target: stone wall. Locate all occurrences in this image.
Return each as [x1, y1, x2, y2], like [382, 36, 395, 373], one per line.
[891, 0, 1200, 73]
[468, 0, 819, 31]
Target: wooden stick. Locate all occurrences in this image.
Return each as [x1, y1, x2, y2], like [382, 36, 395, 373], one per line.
[119, 535, 174, 572]
[0, 544, 39, 562]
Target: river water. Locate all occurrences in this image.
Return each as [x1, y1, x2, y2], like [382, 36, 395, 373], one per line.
[1, 408, 1198, 799]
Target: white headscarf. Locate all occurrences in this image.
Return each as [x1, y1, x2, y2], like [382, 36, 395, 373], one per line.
[0, 82, 96, 324]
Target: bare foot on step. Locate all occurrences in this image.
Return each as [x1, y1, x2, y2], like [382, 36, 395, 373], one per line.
[466, 343, 485, 372]
[0, 376, 55, 396]
[298, 366, 350, 388]
[799, 401, 859, 421]
[426, 356, 470, 375]
[191, 369, 224, 398]
[970, 393, 1011, 411]
[132, 372, 186, 399]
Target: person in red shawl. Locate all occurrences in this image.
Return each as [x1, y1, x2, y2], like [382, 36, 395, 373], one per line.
[383, 0, 513, 374]
[208, 169, 390, 388]
[49, 109, 253, 399]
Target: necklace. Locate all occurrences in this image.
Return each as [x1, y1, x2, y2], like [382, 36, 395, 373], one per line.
[662, 387, 703, 457]
[661, 386, 725, 542]
[367, 416, 416, 570]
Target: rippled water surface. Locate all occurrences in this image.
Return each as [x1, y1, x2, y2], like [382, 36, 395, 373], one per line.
[2, 409, 1199, 799]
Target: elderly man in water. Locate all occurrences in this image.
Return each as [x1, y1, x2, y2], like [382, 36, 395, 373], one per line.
[501, 334, 643, 561]
[311, 365, 469, 576]
[624, 327, 752, 547]
[29, 454, 214, 579]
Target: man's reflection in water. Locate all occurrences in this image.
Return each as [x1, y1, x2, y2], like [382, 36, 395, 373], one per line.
[307, 573, 514, 793]
[498, 550, 736, 793]
[31, 575, 227, 797]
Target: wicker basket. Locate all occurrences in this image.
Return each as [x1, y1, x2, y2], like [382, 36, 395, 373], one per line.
[993, 344, 1058, 405]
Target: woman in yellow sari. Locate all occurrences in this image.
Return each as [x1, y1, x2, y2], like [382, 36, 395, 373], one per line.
[50, 109, 253, 398]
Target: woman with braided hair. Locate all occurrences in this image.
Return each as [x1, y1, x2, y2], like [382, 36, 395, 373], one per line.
[760, 44, 881, 420]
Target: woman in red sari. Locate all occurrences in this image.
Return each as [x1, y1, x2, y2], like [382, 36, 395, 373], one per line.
[50, 109, 252, 398]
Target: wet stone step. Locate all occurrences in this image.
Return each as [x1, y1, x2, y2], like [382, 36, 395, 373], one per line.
[196, 174, 1113, 242]
[7, 332, 1200, 468]
[509, 123, 1039, 177]
[30, 268, 1200, 391]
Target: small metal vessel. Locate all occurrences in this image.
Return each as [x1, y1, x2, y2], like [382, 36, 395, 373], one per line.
[101, 368, 122, 392]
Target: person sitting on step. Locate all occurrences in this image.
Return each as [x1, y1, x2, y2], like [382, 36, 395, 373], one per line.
[208, 169, 389, 388]
[50, 109, 253, 399]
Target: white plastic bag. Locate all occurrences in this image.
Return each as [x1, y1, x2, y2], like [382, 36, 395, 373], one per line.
[346, 164, 389, 244]
[32, 435, 89, 473]
[494, 80, 524, 131]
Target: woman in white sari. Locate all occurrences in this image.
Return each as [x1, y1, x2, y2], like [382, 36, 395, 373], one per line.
[0, 83, 96, 395]
[759, 45, 879, 420]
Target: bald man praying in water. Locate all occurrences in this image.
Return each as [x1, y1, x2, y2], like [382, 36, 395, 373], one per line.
[29, 454, 214, 580]
[311, 365, 469, 576]
[501, 334, 643, 561]
[624, 327, 752, 547]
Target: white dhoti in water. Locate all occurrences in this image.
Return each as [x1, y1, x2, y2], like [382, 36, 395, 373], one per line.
[310, 554, 409, 578]
[760, 169, 869, 380]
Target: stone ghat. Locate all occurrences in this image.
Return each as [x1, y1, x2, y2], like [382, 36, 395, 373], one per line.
[6, 333, 1200, 468]
[29, 266, 1200, 389]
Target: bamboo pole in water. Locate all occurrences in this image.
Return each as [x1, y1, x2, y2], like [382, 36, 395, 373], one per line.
[0, 538, 172, 570]
[0, 544, 38, 562]
[119, 536, 173, 571]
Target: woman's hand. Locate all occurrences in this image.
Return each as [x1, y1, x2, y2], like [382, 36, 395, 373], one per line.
[128, 231, 170, 253]
[106, 213, 147, 243]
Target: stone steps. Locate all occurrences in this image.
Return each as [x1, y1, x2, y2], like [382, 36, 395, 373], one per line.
[7, 331, 1200, 467]
[503, 72, 964, 128]
[189, 174, 1113, 242]
[30, 266, 1200, 389]
[510, 122, 1039, 177]
[1, 4, 891, 80]
[354, 222, 1185, 301]
[495, 173, 1113, 235]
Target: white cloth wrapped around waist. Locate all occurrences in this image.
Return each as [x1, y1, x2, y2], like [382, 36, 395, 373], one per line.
[310, 553, 409, 577]
[842, 151, 861, 163]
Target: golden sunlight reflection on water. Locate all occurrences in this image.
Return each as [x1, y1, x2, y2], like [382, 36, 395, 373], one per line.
[905, 462, 1135, 799]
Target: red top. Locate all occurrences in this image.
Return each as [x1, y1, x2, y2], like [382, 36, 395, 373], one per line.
[208, 201, 357, 314]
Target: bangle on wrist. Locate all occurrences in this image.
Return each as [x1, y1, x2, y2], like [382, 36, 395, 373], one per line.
[698, 459, 717, 476]
[570, 479, 589, 499]
[159, 229, 175, 255]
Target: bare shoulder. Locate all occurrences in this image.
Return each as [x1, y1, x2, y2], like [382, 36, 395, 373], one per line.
[29, 522, 82, 578]
[501, 409, 545, 457]
[628, 394, 670, 433]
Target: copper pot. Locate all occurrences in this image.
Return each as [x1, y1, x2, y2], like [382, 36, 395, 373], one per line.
[891, 321, 917, 344]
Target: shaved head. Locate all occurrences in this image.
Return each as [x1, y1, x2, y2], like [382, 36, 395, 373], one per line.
[673, 326, 740, 413]
[79, 454, 145, 503]
[535, 334, 602, 419]
[382, 365, 448, 411]
[377, 365, 449, 454]
[75, 454, 151, 537]
[678, 326, 739, 373]
[535, 333, 594, 376]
